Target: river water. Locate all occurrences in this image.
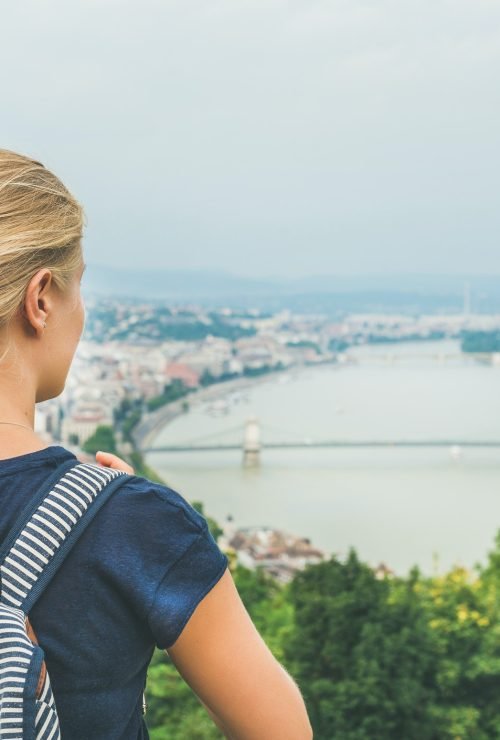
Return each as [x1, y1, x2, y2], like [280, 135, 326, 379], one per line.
[145, 340, 500, 575]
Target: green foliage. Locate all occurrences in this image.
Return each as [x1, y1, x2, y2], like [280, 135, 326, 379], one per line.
[145, 650, 223, 739]
[117, 397, 143, 442]
[328, 338, 350, 352]
[191, 501, 223, 542]
[286, 340, 322, 354]
[199, 369, 242, 387]
[144, 567, 292, 738]
[128, 450, 166, 484]
[243, 362, 285, 377]
[206, 312, 257, 341]
[285, 550, 438, 739]
[461, 330, 500, 353]
[122, 408, 142, 441]
[147, 379, 191, 411]
[113, 396, 133, 423]
[82, 425, 118, 455]
[367, 331, 445, 345]
[199, 369, 216, 387]
[232, 565, 293, 661]
[143, 524, 500, 740]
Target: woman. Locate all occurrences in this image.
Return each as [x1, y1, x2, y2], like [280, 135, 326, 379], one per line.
[0, 149, 312, 739]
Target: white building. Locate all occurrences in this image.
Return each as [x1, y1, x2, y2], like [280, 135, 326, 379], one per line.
[61, 402, 114, 447]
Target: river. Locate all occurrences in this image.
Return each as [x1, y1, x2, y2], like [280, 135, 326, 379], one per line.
[145, 340, 500, 575]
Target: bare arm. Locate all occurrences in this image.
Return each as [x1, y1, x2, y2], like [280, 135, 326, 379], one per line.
[167, 567, 313, 740]
[197, 697, 234, 738]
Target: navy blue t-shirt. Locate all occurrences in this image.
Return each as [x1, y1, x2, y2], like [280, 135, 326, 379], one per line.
[0, 445, 229, 739]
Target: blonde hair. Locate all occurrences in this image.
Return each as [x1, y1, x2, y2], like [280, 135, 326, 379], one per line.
[0, 149, 84, 340]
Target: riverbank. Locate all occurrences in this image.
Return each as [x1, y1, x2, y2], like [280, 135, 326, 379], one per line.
[138, 339, 500, 575]
[134, 360, 337, 450]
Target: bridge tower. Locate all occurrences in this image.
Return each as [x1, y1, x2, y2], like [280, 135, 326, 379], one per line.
[243, 415, 260, 468]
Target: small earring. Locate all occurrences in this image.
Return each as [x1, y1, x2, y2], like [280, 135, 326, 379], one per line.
[42, 321, 46, 329]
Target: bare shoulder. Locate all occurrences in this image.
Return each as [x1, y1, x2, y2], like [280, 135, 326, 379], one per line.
[167, 567, 313, 740]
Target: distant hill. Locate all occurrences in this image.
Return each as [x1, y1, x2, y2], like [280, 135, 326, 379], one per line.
[83, 264, 500, 315]
[84, 265, 283, 300]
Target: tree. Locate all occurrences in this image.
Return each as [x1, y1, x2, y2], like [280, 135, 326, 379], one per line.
[145, 650, 222, 739]
[128, 450, 166, 484]
[147, 380, 190, 412]
[232, 564, 293, 661]
[284, 550, 438, 740]
[461, 330, 500, 353]
[191, 501, 223, 542]
[82, 425, 118, 455]
[200, 369, 216, 387]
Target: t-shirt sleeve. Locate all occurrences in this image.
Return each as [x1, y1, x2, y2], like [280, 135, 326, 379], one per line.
[148, 520, 229, 649]
[97, 475, 229, 650]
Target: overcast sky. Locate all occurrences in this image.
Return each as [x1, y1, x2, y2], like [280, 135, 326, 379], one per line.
[2, 1, 500, 278]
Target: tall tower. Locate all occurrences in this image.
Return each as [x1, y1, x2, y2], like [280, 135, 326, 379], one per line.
[243, 415, 260, 468]
[463, 281, 471, 317]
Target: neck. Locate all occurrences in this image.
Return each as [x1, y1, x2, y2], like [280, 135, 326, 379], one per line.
[0, 392, 48, 458]
[0, 431, 49, 460]
[0, 400, 35, 430]
[0, 348, 37, 430]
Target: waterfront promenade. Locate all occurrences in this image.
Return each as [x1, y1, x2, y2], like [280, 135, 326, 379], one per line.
[133, 367, 305, 450]
[136, 343, 500, 574]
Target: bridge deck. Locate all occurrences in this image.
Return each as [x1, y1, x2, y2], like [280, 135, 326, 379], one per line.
[144, 440, 500, 452]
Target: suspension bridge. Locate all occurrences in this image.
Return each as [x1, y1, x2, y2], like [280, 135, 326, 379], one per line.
[141, 418, 500, 467]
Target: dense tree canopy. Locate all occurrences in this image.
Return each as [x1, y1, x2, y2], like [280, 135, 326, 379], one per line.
[145, 529, 500, 740]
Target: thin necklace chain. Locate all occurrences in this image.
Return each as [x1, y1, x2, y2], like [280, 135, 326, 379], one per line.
[0, 421, 34, 431]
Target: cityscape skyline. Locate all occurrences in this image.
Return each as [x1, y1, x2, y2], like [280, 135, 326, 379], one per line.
[82, 262, 500, 314]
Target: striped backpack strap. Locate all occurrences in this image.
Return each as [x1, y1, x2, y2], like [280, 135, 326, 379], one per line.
[0, 459, 131, 612]
[0, 459, 132, 740]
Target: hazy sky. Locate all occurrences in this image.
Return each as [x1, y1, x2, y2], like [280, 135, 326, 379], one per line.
[2, 1, 500, 278]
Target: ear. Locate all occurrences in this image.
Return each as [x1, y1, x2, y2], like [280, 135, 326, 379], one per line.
[22, 268, 53, 336]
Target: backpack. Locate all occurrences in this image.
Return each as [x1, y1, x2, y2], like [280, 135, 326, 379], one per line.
[0, 457, 132, 739]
